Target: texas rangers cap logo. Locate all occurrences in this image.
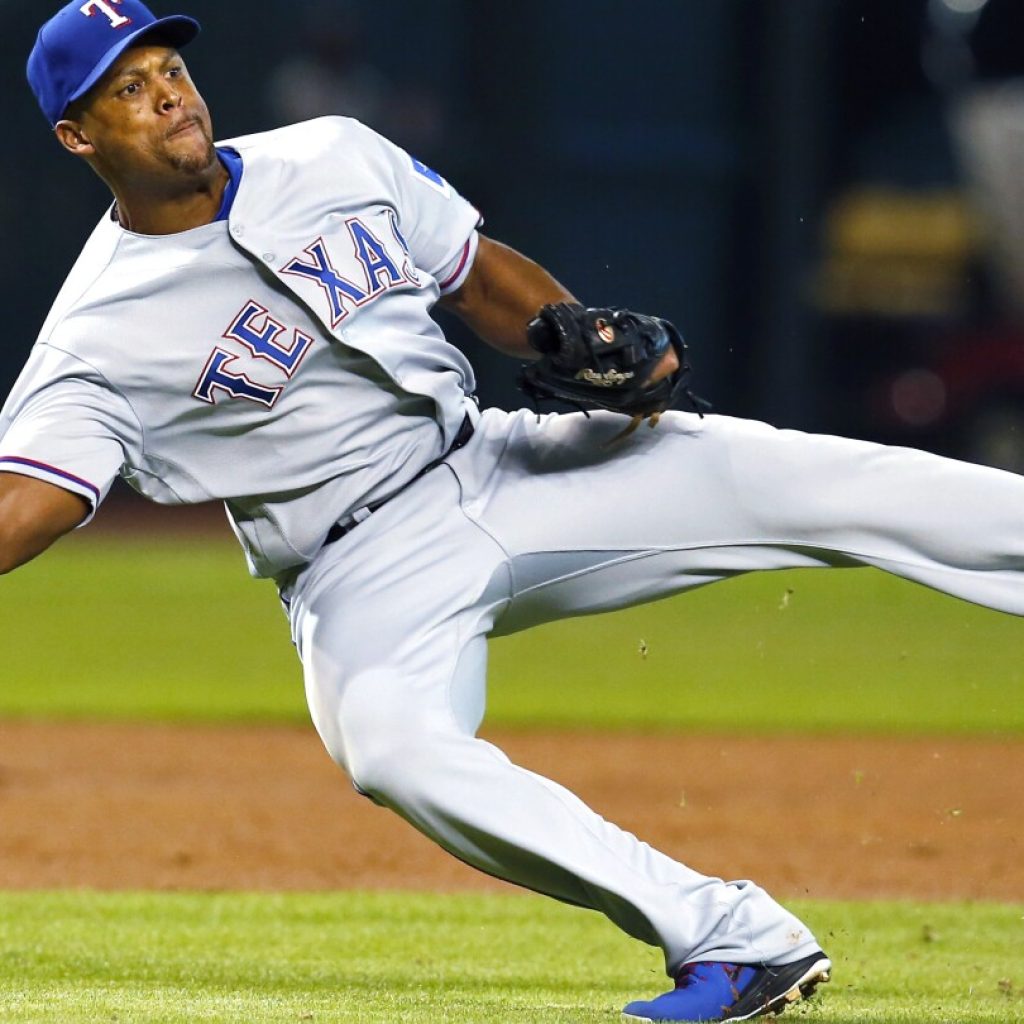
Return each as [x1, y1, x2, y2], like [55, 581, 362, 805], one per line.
[79, 1, 133, 29]
[26, 0, 201, 126]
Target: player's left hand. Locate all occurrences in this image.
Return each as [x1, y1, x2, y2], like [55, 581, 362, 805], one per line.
[646, 344, 681, 387]
[517, 303, 703, 434]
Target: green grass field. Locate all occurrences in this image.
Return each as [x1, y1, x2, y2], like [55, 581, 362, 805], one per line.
[2, 534, 1023, 1022]
[0, 892, 1021, 1023]
[2, 533, 1023, 733]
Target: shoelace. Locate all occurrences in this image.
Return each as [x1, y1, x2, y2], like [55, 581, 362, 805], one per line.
[674, 963, 745, 994]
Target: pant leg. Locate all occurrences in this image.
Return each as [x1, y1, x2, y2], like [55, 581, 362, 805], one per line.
[447, 407, 1024, 630]
[286, 463, 819, 974]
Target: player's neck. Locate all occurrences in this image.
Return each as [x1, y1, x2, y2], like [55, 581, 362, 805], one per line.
[109, 161, 229, 235]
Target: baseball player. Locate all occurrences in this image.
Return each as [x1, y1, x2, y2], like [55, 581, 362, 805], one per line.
[4, 3, 1024, 1020]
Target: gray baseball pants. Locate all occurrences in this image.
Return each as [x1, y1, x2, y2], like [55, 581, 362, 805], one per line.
[284, 407, 1024, 973]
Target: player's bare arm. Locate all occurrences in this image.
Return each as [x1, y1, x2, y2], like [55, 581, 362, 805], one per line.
[439, 235, 576, 358]
[0, 473, 88, 575]
[441, 235, 680, 386]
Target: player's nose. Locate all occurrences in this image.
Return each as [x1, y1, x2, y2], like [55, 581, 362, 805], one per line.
[156, 81, 183, 112]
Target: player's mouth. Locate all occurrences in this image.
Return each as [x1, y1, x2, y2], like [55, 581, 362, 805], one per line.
[166, 117, 202, 141]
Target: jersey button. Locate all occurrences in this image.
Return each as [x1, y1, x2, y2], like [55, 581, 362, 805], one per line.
[231, 225, 245, 237]
[263, 253, 276, 263]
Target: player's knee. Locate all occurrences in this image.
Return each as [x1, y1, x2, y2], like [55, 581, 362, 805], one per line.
[312, 667, 482, 818]
[344, 721, 453, 810]
[308, 666, 413, 777]
[347, 732, 429, 801]
[309, 665, 466, 808]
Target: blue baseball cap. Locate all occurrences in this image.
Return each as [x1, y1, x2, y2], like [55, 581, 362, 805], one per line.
[28, 1, 200, 126]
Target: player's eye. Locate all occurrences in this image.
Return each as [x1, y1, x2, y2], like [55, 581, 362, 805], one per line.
[120, 81, 141, 97]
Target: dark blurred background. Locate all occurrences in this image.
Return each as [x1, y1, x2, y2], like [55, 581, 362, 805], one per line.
[6, 0, 1024, 469]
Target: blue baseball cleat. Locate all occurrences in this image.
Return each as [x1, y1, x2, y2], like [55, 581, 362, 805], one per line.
[622, 950, 832, 1022]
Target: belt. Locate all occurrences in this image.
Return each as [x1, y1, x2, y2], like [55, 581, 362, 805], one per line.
[323, 414, 475, 547]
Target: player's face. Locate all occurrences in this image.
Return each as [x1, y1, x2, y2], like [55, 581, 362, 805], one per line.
[64, 44, 217, 184]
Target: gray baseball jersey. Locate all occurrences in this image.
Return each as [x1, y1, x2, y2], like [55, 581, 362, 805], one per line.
[0, 117, 480, 578]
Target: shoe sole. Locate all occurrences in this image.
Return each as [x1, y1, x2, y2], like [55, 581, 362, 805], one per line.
[727, 955, 832, 1021]
[621, 955, 832, 1023]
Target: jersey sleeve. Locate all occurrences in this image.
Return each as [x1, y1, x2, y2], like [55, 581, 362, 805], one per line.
[355, 122, 483, 290]
[0, 345, 139, 525]
[434, 229, 480, 296]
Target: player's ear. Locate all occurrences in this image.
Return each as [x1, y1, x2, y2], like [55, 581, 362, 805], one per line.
[54, 119, 95, 158]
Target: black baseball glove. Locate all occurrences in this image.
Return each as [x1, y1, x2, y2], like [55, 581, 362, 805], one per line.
[518, 303, 703, 428]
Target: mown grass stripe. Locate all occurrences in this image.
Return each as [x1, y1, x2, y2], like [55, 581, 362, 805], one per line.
[0, 892, 1020, 1023]
[2, 535, 1023, 734]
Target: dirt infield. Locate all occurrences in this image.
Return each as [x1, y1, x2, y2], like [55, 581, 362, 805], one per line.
[0, 721, 1021, 901]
